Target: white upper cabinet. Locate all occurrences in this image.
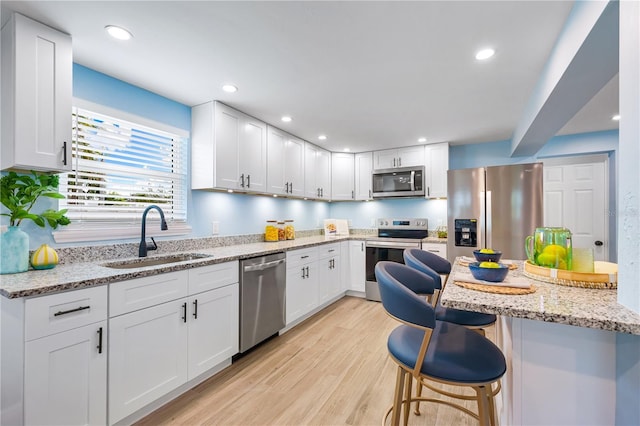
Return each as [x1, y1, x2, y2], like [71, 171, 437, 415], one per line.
[1, 13, 72, 172]
[373, 146, 425, 170]
[424, 142, 449, 198]
[355, 152, 373, 200]
[192, 101, 267, 193]
[304, 142, 331, 200]
[331, 152, 355, 201]
[266, 125, 305, 197]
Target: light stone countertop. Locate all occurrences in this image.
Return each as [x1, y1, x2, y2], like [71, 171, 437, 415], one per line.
[0, 235, 359, 299]
[439, 257, 640, 335]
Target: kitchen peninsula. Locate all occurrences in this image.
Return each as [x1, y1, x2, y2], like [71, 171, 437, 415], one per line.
[440, 258, 640, 426]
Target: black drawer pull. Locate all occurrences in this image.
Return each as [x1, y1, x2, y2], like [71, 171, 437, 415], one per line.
[301, 255, 309, 259]
[193, 299, 198, 319]
[54, 305, 90, 316]
[97, 327, 103, 354]
[182, 302, 187, 323]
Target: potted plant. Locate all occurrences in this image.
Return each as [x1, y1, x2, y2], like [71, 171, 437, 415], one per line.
[0, 171, 70, 274]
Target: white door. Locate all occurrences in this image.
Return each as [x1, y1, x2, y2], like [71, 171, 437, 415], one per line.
[317, 148, 332, 199]
[24, 322, 107, 426]
[331, 152, 355, 200]
[543, 155, 608, 260]
[373, 149, 398, 169]
[304, 143, 319, 198]
[214, 104, 241, 190]
[285, 136, 305, 197]
[355, 152, 373, 200]
[239, 115, 267, 192]
[187, 285, 239, 380]
[349, 241, 366, 292]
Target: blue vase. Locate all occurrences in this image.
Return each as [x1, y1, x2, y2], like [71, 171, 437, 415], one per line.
[0, 226, 29, 274]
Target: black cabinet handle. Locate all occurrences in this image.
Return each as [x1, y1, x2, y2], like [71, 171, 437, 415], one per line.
[240, 174, 245, 187]
[193, 299, 198, 319]
[301, 267, 306, 279]
[595, 240, 604, 246]
[247, 174, 251, 188]
[97, 327, 103, 354]
[301, 255, 309, 259]
[305, 266, 310, 278]
[62, 141, 68, 165]
[289, 182, 293, 193]
[182, 302, 187, 323]
[54, 305, 90, 317]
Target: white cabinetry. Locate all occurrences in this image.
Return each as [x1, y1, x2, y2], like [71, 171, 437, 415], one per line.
[355, 152, 373, 200]
[266, 126, 305, 197]
[373, 146, 425, 170]
[317, 243, 342, 303]
[192, 101, 267, 192]
[1, 285, 108, 426]
[1, 13, 72, 172]
[286, 247, 318, 324]
[331, 152, 355, 200]
[348, 240, 366, 293]
[424, 143, 449, 198]
[304, 143, 331, 199]
[421, 242, 447, 261]
[108, 263, 239, 424]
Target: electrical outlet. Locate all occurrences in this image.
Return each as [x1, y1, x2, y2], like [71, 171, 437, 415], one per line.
[212, 221, 220, 235]
[370, 218, 376, 227]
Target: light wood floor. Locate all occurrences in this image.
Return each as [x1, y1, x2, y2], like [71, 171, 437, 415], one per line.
[136, 296, 495, 426]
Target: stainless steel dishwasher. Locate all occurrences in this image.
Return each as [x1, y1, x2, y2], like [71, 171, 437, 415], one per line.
[239, 252, 286, 353]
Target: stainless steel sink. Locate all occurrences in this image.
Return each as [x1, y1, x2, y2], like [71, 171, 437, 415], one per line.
[102, 253, 213, 269]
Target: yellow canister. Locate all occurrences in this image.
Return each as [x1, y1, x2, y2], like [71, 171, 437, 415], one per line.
[265, 220, 279, 242]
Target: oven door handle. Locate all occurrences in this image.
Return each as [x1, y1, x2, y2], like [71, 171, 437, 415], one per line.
[366, 240, 421, 249]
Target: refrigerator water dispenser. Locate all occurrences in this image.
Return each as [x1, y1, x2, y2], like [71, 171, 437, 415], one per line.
[455, 219, 477, 247]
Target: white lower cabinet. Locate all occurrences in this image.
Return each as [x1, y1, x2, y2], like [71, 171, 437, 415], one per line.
[421, 242, 447, 260]
[349, 240, 366, 292]
[318, 243, 342, 304]
[286, 247, 318, 325]
[108, 263, 239, 425]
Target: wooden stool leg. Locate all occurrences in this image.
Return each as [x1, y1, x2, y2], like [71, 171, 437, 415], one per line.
[413, 380, 423, 415]
[487, 383, 497, 426]
[403, 374, 413, 426]
[476, 385, 491, 426]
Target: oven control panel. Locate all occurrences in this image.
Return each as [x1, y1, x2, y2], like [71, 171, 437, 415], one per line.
[377, 218, 428, 229]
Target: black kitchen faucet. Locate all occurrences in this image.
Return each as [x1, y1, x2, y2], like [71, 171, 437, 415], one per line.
[139, 205, 168, 257]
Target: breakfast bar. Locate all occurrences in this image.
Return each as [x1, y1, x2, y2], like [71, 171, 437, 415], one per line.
[440, 258, 640, 426]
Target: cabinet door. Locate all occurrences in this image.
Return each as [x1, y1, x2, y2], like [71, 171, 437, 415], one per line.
[331, 152, 355, 200]
[109, 301, 188, 424]
[422, 243, 447, 260]
[317, 148, 332, 199]
[24, 321, 107, 426]
[304, 143, 319, 198]
[285, 262, 317, 324]
[355, 152, 373, 200]
[214, 103, 241, 190]
[285, 136, 305, 197]
[266, 125, 287, 194]
[425, 143, 449, 198]
[239, 114, 267, 193]
[349, 241, 366, 292]
[188, 284, 239, 380]
[1, 13, 72, 172]
[397, 146, 425, 168]
[318, 255, 342, 303]
[373, 149, 398, 170]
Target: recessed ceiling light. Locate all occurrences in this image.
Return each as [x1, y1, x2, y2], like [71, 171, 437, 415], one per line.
[281, 116, 292, 123]
[222, 84, 238, 93]
[105, 25, 133, 41]
[475, 48, 495, 61]
[418, 137, 427, 143]
[612, 114, 620, 121]
[318, 135, 327, 141]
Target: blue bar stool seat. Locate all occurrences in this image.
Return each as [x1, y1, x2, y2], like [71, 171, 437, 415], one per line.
[375, 261, 506, 426]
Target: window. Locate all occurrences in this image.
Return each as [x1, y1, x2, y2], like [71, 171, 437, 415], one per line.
[54, 102, 189, 243]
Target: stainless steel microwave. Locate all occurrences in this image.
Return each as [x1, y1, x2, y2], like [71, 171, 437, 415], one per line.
[372, 166, 425, 198]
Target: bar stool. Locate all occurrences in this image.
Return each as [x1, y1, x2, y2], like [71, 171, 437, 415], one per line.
[375, 261, 505, 426]
[403, 248, 496, 335]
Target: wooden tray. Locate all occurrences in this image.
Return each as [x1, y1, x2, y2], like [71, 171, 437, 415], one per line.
[454, 280, 537, 295]
[523, 260, 617, 289]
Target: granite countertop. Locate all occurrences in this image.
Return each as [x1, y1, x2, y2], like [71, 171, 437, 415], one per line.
[440, 257, 640, 335]
[0, 235, 359, 299]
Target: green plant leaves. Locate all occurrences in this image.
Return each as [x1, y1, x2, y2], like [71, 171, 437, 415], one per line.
[0, 171, 70, 228]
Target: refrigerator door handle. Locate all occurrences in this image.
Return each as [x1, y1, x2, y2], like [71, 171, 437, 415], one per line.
[410, 170, 416, 192]
[486, 190, 492, 249]
[479, 190, 485, 249]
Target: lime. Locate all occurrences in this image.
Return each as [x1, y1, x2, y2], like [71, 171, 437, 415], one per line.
[479, 261, 500, 268]
[479, 248, 495, 254]
[542, 244, 567, 259]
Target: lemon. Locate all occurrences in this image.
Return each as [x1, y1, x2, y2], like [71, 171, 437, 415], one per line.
[541, 244, 567, 259]
[479, 248, 495, 254]
[479, 261, 500, 268]
[536, 253, 568, 270]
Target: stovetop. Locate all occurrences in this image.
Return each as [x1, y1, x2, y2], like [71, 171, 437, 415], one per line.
[369, 218, 429, 241]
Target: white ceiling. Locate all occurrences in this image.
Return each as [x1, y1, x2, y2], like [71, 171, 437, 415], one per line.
[1, 1, 619, 153]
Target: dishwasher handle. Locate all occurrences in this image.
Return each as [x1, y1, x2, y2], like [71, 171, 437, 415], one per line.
[243, 258, 286, 272]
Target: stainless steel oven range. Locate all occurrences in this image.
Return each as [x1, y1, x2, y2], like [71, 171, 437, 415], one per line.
[365, 218, 428, 301]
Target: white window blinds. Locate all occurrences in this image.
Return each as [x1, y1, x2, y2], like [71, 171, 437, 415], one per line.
[59, 107, 187, 223]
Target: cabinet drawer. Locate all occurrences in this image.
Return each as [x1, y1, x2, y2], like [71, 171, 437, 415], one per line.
[25, 285, 108, 341]
[318, 243, 341, 259]
[422, 243, 447, 259]
[286, 247, 318, 268]
[188, 261, 239, 295]
[110, 271, 189, 317]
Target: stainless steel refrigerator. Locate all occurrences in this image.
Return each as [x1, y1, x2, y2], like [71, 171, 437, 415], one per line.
[447, 163, 543, 262]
